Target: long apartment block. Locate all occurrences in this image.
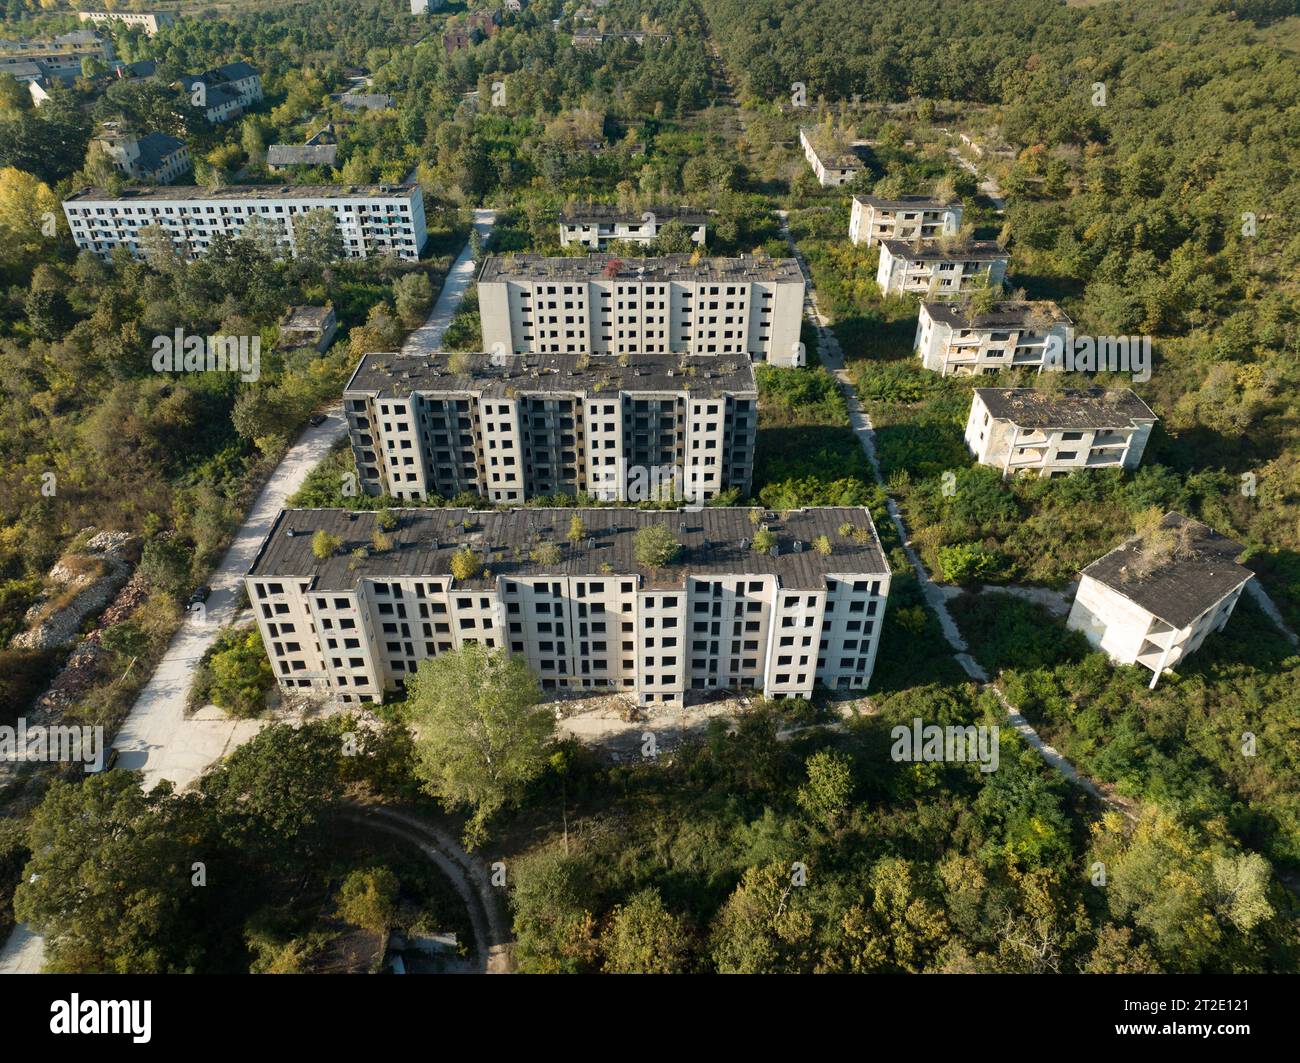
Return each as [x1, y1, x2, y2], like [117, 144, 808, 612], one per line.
[876, 239, 1009, 297]
[558, 205, 708, 249]
[477, 254, 806, 365]
[344, 350, 757, 503]
[965, 388, 1156, 477]
[62, 183, 427, 261]
[850, 195, 962, 247]
[916, 300, 1072, 376]
[1067, 513, 1252, 688]
[245, 506, 892, 706]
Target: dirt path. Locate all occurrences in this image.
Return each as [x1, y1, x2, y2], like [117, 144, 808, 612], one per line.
[342, 805, 513, 974]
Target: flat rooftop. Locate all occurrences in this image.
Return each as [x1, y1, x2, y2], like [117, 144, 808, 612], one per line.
[558, 204, 709, 225]
[281, 305, 335, 329]
[248, 507, 889, 591]
[923, 299, 1071, 330]
[975, 388, 1156, 429]
[1082, 513, 1253, 629]
[63, 183, 419, 203]
[854, 194, 961, 211]
[882, 239, 1008, 262]
[478, 253, 803, 284]
[799, 127, 863, 169]
[345, 350, 756, 399]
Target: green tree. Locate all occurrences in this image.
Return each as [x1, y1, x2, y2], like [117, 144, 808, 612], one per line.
[393, 272, 434, 329]
[449, 546, 482, 580]
[24, 287, 73, 340]
[796, 749, 853, 830]
[601, 888, 691, 973]
[337, 867, 400, 936]
[710, 861, 817, 974]
[294, 206, 344, 266]
[633, 524, 681, 568]
[312, 530, 342, 559]
[200, 723, 341, 850]
[511, 847, 599, 973]
[405, 644, 552, 846]
[139, 537, 192, 599]
[530, 539, 562, 566]
[205, 626, 274, 717]
[14, 773, 202, 972]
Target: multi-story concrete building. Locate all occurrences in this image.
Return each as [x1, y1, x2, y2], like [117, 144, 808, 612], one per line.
[477, 254, 805, 365]
[78, 10, 176, 36]
[180, 61, 262, 123]
[798, 127, 863, 187]
[245, 506, 891, 705]
[344, 350, 757, 503]
[0, 29, 112, 80]
[916, 300, 1072, 376]
[850, 195, 962, 247]
[1066, 513, 1253, 688]
[92, 125, 191, 184]
[62, 183, 428, 261]
[876, 239, 1009, 297]
[964, 388, 1157, 477]
[558, 205, 708, 249]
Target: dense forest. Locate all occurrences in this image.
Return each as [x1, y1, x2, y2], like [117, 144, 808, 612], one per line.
[704, 0, 1300, 627]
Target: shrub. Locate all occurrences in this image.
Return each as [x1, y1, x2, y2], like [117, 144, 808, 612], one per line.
[311, 530, 341, 560]
[633, 525, 681, 568]
[937, 542, 1004, 583]
[450, 547, 483, 581]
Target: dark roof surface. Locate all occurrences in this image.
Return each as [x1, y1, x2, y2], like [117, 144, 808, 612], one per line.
[1081, 513, 1253, 628]
[974, 388, 1157, 429]
[881, 239, 1008, 262]
[559, 204, 709, 225]
[65, 182, 418, 202]
[923, 299, 1070, 330]
[478, 253, 801, 284]
[854, 194, 961, 211]
[217, 61, 258, 81]
[267, 143, 339, 166]
[248, 507, 889, 591]
[134, 132, 186, 173]
[345, 350, 757, 400]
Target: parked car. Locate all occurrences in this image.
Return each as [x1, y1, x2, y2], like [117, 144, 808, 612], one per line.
[308, 413, 327, 426]
[188, 585, 212, 607]
[99, 746, 120, 773]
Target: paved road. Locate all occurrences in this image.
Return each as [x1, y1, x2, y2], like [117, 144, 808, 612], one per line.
[402, 208, 496, 356]
[1, 217, 495, 975]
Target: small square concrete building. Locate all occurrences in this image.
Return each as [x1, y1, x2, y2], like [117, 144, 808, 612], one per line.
[279, 305, 338, 352]
[850, 195, 962, 247]
[965, 388, 1156, 477]
[1067, 513, 1253, 687]
[799, 127, 863, 187]
[917, 299, 1071, 376]
[876, 240, 1008, 298]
